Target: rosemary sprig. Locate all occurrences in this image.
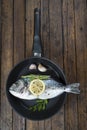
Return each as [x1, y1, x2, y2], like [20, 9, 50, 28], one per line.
[21, 74, 50, 81]
[29, 99, 48, 112]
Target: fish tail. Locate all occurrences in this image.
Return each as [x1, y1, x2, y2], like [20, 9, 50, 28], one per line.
[65, 83, 80, 94]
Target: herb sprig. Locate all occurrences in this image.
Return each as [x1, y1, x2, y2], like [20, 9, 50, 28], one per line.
[21, 74, 50, 81]
[29, 99, 48, 112]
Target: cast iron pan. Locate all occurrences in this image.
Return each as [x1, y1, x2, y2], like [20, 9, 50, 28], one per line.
[6, 8, 67, 120]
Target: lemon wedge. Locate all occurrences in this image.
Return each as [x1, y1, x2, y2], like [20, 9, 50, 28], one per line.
[29, 79, 45, 96]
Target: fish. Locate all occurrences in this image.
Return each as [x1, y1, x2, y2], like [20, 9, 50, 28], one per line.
[9, 75, 80, 100]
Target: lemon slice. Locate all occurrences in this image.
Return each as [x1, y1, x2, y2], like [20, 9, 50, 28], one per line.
[29, 79, 45, 96]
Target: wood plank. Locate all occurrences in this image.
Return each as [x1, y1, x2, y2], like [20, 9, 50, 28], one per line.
[38, 121, 44, 130]
[1, 0, 13, 130]
[49, 0, 64, 130]
[0, 0, 1, 129]
[44, 119, 51, 130]
[63, 0, 78, 130]
[13, 0, 25, 130]
[49, 0, 64, 66]
[75, 0, 87, 130]
[41, 0, 50, 58]
[25, 0, 34, 58]
[26, 0, 40, 130]
[41, 1, 51, 130]
[13, 0, 25, 63]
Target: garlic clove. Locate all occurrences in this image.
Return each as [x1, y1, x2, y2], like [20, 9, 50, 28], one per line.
[38, 64, 47, 72]
[29, 64, 37, 70]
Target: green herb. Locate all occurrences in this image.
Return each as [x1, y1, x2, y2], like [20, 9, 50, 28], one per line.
[29, 99, 48, 112]
[21, 74, 50, 81]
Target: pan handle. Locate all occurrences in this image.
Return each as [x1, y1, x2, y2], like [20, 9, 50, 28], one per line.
[32, 8, 42, 57]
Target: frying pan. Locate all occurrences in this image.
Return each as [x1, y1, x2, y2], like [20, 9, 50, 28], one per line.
[6, 8, 67, 120]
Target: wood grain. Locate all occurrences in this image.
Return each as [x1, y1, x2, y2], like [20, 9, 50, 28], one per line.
[41, 0, 50, 58]
[63, 0, 78, 130]
[13, 0, 25, 130]
[75, 0, 87, 130]
[0, 0, 1, 129]
[41, 1, 51, 130]
[49, 0, 64, 66]
[49, 0, 64, 130]
[1, 0, 13, 130]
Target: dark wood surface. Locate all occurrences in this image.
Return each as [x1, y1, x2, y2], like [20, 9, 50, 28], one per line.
[0, 0, 87, 130]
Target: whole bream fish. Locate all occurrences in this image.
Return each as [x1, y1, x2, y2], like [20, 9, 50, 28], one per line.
[9, 76, 80, 100]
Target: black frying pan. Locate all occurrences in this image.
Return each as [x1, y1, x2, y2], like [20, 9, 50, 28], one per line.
[6, 8, 67, 120]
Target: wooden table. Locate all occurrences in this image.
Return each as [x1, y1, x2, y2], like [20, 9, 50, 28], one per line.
[0, 0, 87, 130]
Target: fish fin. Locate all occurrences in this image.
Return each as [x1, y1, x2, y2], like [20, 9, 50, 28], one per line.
[65, 83, 80, 94]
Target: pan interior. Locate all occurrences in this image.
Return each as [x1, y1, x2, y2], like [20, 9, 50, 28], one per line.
[6, 57, 66, 120]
